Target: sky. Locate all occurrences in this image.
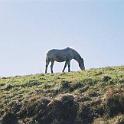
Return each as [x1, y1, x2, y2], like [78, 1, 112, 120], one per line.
[0, 0, 124, 76]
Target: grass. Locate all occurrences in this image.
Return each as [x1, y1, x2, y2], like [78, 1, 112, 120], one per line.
[0, 66, 124, 124]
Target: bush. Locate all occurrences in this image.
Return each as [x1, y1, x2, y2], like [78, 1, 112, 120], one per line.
[17, 94, 79, 124]
[35, 94, 79, 124]
[69, 82, 83, 92]
[101, 75, 111, 82]
[78, 104, 94, 124]
[83, 78, 97, 86]
[21, 80, 42, 87]
[61, 81, 70, 89]
[3, 84, 13, 90]
[104, 89, 124, 117]
[1, 112, 18, 124]
[18, 98, 50, 118]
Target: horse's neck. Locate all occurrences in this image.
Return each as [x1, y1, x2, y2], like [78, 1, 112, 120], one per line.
[72, 50, 81, 62]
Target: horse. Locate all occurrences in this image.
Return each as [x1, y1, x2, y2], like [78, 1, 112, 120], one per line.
[45, 47, 85, 73]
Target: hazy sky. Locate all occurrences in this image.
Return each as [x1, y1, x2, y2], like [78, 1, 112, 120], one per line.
[0, 0, 124, 76]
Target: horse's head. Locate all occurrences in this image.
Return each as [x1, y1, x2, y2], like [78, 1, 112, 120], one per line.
[79, 58, 85, 70]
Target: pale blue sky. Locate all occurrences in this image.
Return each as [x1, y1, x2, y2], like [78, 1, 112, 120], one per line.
[0, 0, 124, 76]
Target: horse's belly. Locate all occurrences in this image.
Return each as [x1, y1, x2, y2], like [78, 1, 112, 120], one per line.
[55, 58, 65, 62]
[55, 56, 66, 62]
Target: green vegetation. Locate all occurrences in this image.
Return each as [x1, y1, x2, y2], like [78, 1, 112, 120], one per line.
[0, 66, 124, 124]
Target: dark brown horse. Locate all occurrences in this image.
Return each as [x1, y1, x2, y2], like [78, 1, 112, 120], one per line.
[45, 47, 85, 73]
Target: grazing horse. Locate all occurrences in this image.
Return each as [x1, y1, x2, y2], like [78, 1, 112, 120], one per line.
[45, 47, 85, 73]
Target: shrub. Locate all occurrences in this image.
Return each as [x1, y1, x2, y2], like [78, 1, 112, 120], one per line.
[21, 80, 42, 87]
[3, 84, 13, 90]
[58, 81, 70, 92]
[78, 104, 94, 124]
[18, 97, 50, 118]
[83, 78, 97, 86]
[61, 81, 70, 89]
[35, 94, 79, 124]
[1, 112, 18, 124]
[101, 75, 111, 82]
[69, 82, 83, 92]
[104, 88, 124, 117]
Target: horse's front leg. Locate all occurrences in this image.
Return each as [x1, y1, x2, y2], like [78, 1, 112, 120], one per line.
[68, 61, 71, 72]
[50, 61, 54, 73]
[62, 61, 68, 72]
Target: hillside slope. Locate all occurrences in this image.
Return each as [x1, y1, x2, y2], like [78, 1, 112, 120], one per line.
[0, 66, 124, 124]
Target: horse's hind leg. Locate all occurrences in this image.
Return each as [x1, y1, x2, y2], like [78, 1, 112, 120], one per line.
[50, 61, 54, 73]
[45, 59, 50, 73]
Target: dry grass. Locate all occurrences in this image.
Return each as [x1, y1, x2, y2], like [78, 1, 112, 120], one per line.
[0, 66, 124, 124]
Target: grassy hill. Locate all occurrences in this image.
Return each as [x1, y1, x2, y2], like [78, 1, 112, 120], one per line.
[0, 66, 124, 124]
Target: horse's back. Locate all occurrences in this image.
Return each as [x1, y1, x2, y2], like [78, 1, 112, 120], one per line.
[46, 48, 73, 62]
[47, 48, 70, 56]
